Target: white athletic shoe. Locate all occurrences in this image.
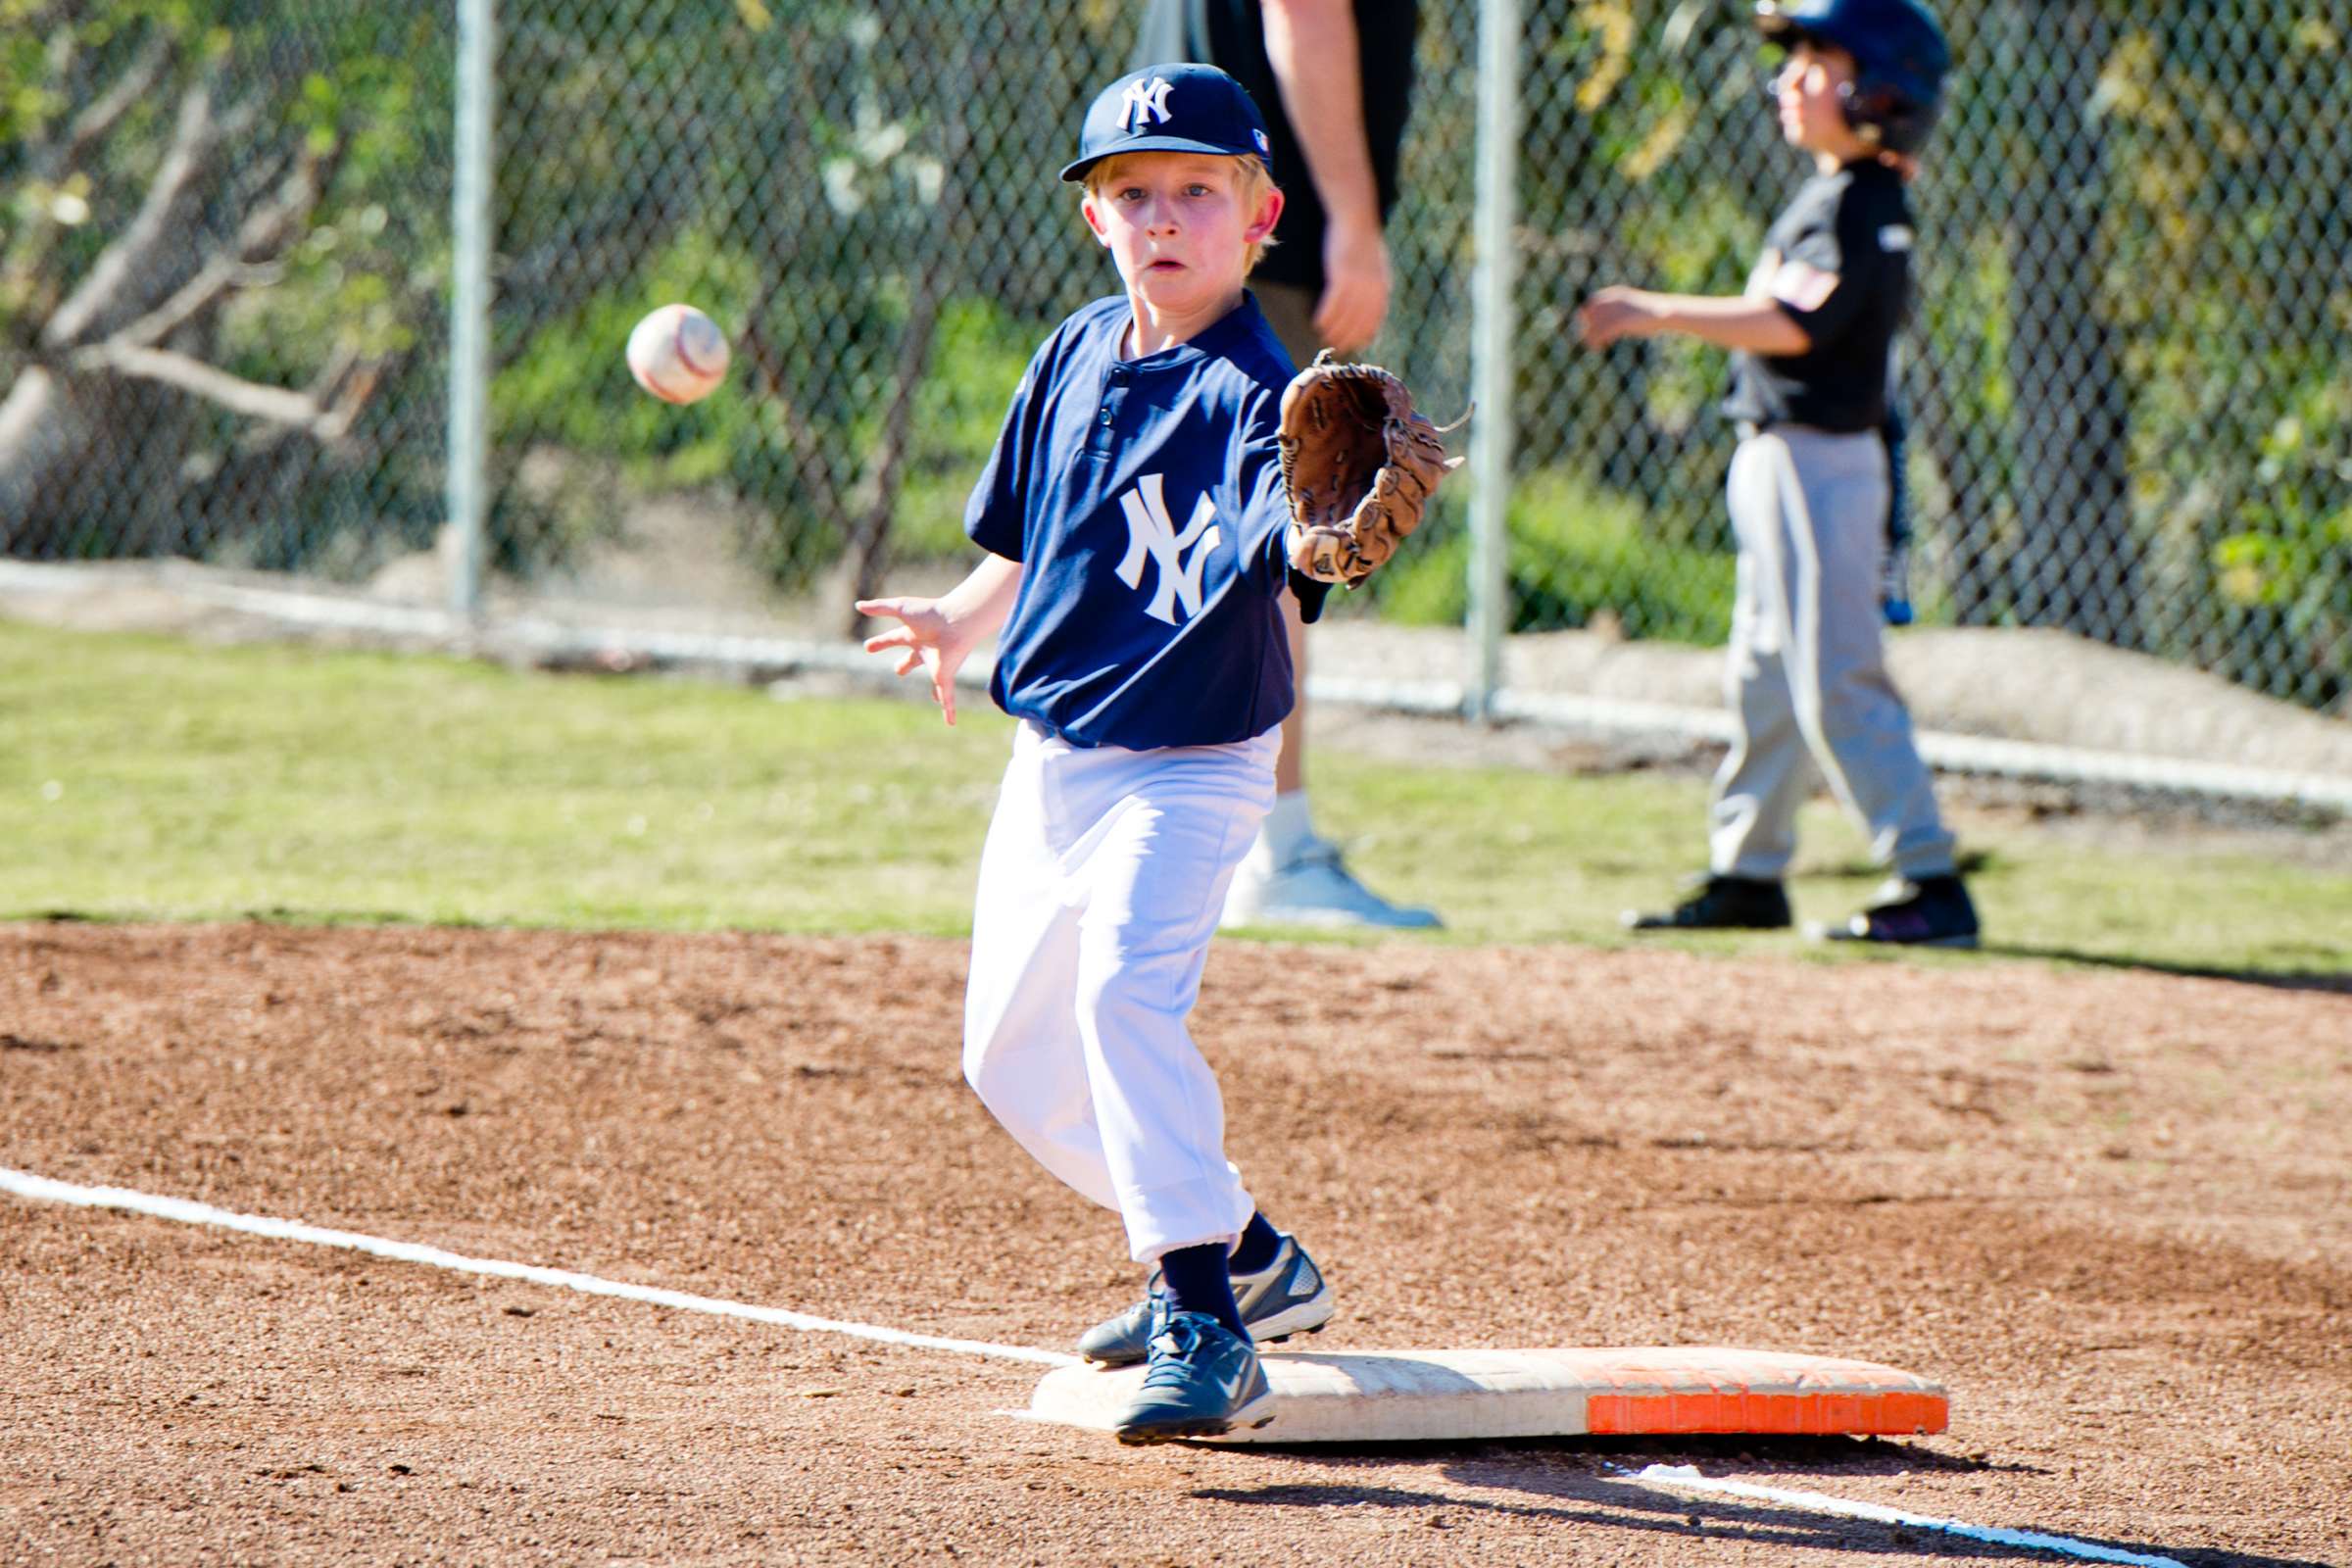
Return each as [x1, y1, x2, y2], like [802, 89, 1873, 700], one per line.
[1220, 836, 1442, 930]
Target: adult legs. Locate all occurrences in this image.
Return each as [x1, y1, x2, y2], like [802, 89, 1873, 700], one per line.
[1220, 279, 1439, 931]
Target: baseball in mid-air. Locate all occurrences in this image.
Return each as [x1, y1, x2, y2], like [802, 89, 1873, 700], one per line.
[625, 303, 730, 405]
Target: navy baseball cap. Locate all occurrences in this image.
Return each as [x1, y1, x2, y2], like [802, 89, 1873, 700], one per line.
[1060, 63, 1273, 183]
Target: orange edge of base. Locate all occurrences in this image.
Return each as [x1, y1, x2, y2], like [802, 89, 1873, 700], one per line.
[1585, 1390, 1948, 1437]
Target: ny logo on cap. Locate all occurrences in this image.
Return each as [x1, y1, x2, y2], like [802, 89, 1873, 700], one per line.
[1120, 75, 1175, 133]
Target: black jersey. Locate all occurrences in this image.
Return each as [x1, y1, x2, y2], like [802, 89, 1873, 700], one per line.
[1137, 0, 1420, 293]
[1724, 160, 1914, 433]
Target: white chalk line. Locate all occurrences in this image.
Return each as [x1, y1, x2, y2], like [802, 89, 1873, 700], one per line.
[1604, 1463, 2188, 1568]
[0, 1166, 1079, 1369]
[0, 1166, 2199, 1565]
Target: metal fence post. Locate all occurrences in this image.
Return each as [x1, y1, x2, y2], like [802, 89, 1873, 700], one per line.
[447, 0, 497, 618]
[1466, 0, 1521, 721]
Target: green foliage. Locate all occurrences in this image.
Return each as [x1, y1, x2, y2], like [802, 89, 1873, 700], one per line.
[1378, 468, 1735, 641]
[484, 276, 1045, 581]
[496, 229, 763, 486]
[477, 2, 1025, 591]
[891, 296, 1053, 561]
[2089, 5, 2352, 705]
[11, 0, 2350, 712]
[1, 4, 456, 568]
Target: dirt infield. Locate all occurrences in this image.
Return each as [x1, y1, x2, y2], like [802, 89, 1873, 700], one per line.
[3, 923, 2346, 1566]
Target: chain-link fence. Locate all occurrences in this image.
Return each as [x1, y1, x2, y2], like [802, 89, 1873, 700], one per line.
[2, 8, 451, 574]
[4, 3, 2348, 789]
[1473, 0, 2352, 720]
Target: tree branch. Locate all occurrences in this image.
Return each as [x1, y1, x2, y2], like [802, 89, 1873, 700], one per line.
[39, 59, 289, 355]
[76, 341, 368, 445]
[112, 258, 276, 351]
[34, 33, 175, 187]
[233, 347, 379, 456]
[41, 63, 224, 350]
[109, 142, 332, 351]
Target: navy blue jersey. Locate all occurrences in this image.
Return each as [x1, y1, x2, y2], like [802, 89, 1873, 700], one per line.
[966, 293, 1329, 751]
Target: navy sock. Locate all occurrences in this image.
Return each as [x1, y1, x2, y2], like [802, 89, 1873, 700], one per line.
[1227, 1211, 1283, 1276]
[1155, 1244, 1244, 1338]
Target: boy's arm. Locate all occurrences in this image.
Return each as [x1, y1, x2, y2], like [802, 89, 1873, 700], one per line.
[936, 551, 1024, 632]
[1575, 287, 1812, 356]
[1236, 417, 1335, 623]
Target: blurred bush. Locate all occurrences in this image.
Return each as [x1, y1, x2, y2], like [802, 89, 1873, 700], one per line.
[1376, 468, 1734, 641]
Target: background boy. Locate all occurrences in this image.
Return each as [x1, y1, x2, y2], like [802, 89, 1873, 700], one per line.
[856, 64, 1341, 1444]
[1577, 0, 1980, 948]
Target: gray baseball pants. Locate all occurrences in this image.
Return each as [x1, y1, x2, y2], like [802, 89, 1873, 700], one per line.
[1709, 426, 1956, 882]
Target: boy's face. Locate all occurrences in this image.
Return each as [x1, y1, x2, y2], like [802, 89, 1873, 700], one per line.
[1083, 152, 1282, 319]
[1775, 41, 1867, 156]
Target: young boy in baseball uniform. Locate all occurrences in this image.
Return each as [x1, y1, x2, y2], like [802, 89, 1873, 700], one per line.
[857, 64, 1340, 1443]
[1579, 0, 1981, 948]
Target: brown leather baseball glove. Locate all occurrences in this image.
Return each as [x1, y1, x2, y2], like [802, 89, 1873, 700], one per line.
[1279, 351, 1467, 588]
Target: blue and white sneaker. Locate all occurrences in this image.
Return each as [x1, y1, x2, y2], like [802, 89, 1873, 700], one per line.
[1112, 1305, 1276, 1446]
[1076, 1233, 1333, 1367]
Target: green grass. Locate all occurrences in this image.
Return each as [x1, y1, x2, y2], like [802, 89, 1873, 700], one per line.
[0, 623, 1004, 935]
[3, 620, 2346, 980]
[1304, 750, 2352, 979]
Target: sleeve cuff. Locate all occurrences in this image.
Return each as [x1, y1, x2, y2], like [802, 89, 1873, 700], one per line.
[1287, 570, 1333, 624]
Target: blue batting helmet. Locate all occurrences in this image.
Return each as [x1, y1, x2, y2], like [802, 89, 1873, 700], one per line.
[1755, 0, 1950, 156]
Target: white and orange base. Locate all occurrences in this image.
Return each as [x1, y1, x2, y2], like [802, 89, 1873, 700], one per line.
[1027, 1347, 1947, 1445]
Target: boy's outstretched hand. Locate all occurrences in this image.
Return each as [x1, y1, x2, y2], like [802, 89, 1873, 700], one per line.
[857, 597, 975, 725]
[1575, 286, 1660, 350]
[855, 554, 1023, 728]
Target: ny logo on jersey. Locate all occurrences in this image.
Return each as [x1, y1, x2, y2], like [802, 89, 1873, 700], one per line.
[1120, 76, 1175, 132]
[1114, 473, 1221, 626]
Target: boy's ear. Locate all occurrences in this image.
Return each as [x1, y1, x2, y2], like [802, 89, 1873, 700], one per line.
[1245, 186, 1284, 247]
[1080, 193, 1113, 247]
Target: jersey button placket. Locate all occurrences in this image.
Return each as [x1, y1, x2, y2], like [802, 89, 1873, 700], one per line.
[1090, 366, 1128, 456]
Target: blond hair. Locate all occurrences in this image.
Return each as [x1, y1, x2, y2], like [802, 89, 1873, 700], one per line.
[1083, 154, 1281, 275]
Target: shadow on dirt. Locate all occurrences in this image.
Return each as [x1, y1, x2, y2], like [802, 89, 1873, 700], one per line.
[1982, 943, 2352, 997]
[1226, 1434, 2020, 1475]
[1194, 1437, 2332, 1567]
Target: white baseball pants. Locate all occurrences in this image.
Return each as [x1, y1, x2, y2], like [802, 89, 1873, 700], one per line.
[963, 720, 1277, 1263]
[1711, 427, 1956, 882]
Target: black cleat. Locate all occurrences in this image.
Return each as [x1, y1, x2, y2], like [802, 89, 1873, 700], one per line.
[1817, 874, 1981, 948]
[1624, 875, 1792, 932]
